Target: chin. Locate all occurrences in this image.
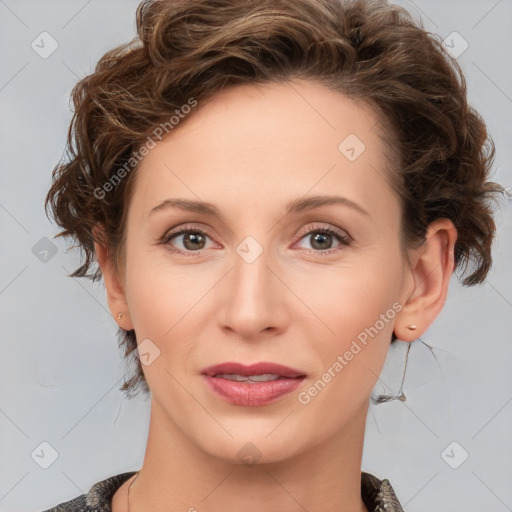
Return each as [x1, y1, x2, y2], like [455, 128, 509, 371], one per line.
[192, 428, 310, 467]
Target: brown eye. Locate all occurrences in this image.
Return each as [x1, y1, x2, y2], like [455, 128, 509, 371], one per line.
[178, 231, 207, 251]
[310, 232, 334, 251]
[162, 227, 213, 255]
[296, 226, 351, 254]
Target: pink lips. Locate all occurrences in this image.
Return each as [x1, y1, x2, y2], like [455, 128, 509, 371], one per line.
[201, 362, 307, 406]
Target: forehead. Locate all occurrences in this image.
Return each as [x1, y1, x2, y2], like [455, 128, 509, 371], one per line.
[130, 79, 398, 222]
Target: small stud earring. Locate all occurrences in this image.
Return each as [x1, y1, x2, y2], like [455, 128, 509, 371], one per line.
[407, 323, 417, 331]
[118, 312, 124, 320]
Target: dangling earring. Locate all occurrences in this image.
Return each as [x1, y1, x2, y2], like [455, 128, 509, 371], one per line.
[371, 342, 412, 404]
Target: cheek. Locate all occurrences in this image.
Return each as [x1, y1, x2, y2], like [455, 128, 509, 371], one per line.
[125, 266, 169, 338]
[125, 224, 404, 369]
[124, 239, 196, 333]
[293, 256, 404, 404]
[293, 258, 401, 338]
[123, 247, 214, 372]
[294, 269, 401, 419]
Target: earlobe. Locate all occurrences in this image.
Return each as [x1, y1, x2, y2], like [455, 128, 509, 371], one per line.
[92, 225, 134, 331]
[394, 218, 457, 342]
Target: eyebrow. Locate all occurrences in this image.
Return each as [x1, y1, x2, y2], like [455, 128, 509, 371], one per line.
[148, 195, 370, 218]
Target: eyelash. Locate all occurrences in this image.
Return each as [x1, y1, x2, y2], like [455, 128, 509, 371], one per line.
[160, 224, 352, 257]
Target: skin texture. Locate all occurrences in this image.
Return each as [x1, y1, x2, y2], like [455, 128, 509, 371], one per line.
[97, 79, 457, 512]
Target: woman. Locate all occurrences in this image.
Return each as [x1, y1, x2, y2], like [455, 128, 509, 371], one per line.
[43, 0, 504, 510]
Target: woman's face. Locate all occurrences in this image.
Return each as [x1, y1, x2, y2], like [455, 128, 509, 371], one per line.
[120, 79, 414, 464]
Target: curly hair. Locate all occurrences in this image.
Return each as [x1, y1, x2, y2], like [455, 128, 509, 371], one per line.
[45, 0, 505, 397]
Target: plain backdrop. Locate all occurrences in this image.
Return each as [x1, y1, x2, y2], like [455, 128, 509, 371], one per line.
[0, 1, 511, 511]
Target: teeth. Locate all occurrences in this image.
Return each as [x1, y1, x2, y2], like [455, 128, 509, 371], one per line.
[216, 373, 281, 382]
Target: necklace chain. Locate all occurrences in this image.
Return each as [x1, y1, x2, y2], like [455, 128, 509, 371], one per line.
[127, 473, 139, 512]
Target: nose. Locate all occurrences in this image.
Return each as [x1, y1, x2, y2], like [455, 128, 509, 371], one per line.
[216, 244, 289, 340]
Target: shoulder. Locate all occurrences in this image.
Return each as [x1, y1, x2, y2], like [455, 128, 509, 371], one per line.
[361, 471, 404, 512]
[41, 472, 137, 512]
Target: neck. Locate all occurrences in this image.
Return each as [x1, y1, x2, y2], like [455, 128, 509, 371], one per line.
[126, 397, 370, 512]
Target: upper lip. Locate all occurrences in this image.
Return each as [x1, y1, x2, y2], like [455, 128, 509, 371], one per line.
[201, 362, 307, 378]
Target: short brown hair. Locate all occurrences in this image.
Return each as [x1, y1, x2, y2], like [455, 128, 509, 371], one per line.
[45, 0, 505, 397]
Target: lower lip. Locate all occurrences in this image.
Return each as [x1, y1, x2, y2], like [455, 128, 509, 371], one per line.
[202, 375, 305, 406]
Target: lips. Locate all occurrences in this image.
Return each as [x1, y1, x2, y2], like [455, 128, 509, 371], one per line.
[201, 362, 306, 379]
[201, 362, 307, 406]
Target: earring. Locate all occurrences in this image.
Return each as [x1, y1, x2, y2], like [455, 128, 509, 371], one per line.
[371, 342, 412, 405]
[117, 312, 124, 320]
[407, 323, 417, 330]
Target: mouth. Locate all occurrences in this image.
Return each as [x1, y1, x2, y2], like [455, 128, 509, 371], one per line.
[201, 361, 307, 379]
[212, 373, 292, 382]
[200, 362, 307, 406]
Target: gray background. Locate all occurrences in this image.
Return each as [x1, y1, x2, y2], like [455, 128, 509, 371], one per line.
[0, 1, 510, 511]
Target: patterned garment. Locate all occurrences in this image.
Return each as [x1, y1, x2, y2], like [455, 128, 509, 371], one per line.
[41, 470, 404, 511]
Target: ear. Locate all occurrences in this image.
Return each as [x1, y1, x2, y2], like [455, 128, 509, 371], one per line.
[394, 218, 457, 342]
[92, 225, 134, 331]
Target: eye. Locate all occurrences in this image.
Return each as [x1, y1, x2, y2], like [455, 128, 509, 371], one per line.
[160, 225, 215, 256]
[294, 225, 352, 254]
[160, 223, 352, 257]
